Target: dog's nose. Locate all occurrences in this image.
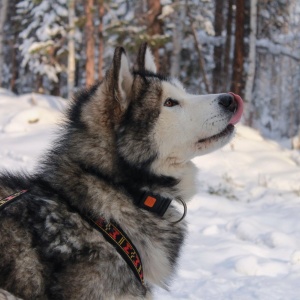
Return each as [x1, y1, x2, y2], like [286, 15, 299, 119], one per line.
[218, 94, 237, 113]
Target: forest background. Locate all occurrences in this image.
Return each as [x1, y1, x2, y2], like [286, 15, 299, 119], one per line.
[0, 0, 299, 143]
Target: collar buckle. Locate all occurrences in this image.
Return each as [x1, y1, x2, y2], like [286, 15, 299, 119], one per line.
[138, 192, 172, 217]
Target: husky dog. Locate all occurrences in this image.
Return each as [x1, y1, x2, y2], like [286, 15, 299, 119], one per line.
[0, 44, 243, 300]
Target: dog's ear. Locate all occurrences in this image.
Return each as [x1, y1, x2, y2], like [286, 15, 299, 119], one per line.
[136, 42, 157, 73]
[108, 47, 133, 110]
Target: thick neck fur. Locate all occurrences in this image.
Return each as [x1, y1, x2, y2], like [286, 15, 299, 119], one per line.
[38, 134, 187, 287]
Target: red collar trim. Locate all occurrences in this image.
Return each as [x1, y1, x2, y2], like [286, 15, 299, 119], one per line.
[0, 190, 28, 211]
[90, 217, 144, 285]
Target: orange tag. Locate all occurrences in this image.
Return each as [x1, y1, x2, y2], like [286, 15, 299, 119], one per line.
[144, 196, 156, 208]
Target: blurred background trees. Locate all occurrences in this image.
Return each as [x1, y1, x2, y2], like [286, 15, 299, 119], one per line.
[0, 0, 299, 141]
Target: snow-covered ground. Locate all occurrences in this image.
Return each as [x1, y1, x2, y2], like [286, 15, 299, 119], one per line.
[1, 89, 300, 300]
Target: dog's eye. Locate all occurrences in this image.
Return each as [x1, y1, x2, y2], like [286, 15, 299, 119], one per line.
[164, 98, 179, 107]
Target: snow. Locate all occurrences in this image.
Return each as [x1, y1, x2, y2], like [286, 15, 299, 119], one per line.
[158, 5, 175, 19]
[0, 89, 65, 171]
[1, 90, 300, 299]
[17, 0, 69, 84]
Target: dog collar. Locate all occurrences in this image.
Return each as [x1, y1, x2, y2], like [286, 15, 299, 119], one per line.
[137, 191, 172, 217]
[137, 191, 187, 223]
[1, 189, 185, 284]
[0, 189, 28, 211]
[89, 216, 144, 286]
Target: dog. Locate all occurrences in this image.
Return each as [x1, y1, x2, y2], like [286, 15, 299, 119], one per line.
[0, 43, 243, 300]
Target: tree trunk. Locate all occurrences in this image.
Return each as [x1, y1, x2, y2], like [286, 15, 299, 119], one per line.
[170, 0, 184, 77]
[134, 0, 146, 25]
[68, 0, 76, 99]
[223, 0, 233, 91]
[0, 0, 9, 86]
[36, 74, 44, 94]
[10, 38, 18, 93]
[244, 0, 257, 125]
[147, 0, 163, 71]
[98, 0, 105, 81]
[85, 0, 95, 87]
[191, 22, 210, 93]
[51, 73, 61, 96]
[8, 0, 21, 93]
[212, 0, 224, 93]
[231, 0, 246, 97]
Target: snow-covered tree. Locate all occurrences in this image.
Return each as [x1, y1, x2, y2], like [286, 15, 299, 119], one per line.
[212, 0, 224, 92]
[231, 0, 246, 97]
[244, 0, 257, 125]
[17, 0, 69, 94]
[251, 0, 300, 138]
[0, 0, 9, 87]
[0, 0, 23, 93]
[170, 0, 184, 77]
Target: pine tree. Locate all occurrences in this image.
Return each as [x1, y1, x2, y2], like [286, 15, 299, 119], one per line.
[0, 0, 9, 87]
[170, 0, 184, 77]
[146, 0, 164, 70]
[212, 0, 224, 93]
[244, 0, 257, 125]
[223, 0, 234, 91]
[231, 0, 246, 97]
[17, 0, 69, 94]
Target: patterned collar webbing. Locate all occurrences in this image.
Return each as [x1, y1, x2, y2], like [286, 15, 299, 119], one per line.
[90, 216, 144, 285]
[0, 190, 28, 211]
[0, 190, 144, 286]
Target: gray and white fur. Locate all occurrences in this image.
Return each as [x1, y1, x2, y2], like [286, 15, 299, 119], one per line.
[0, 44, 240, 300]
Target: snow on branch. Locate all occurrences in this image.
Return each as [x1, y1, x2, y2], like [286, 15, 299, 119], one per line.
[256, 39, 300, 61]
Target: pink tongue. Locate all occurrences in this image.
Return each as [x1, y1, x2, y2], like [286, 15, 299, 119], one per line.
[228, 92, 244, 125]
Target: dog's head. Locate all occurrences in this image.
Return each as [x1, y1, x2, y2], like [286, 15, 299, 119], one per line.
[109, 45, 243, 166]
[70, 44, 243, 173]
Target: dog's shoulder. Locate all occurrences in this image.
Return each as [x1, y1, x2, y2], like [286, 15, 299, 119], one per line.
[0, 181, 142, 299]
